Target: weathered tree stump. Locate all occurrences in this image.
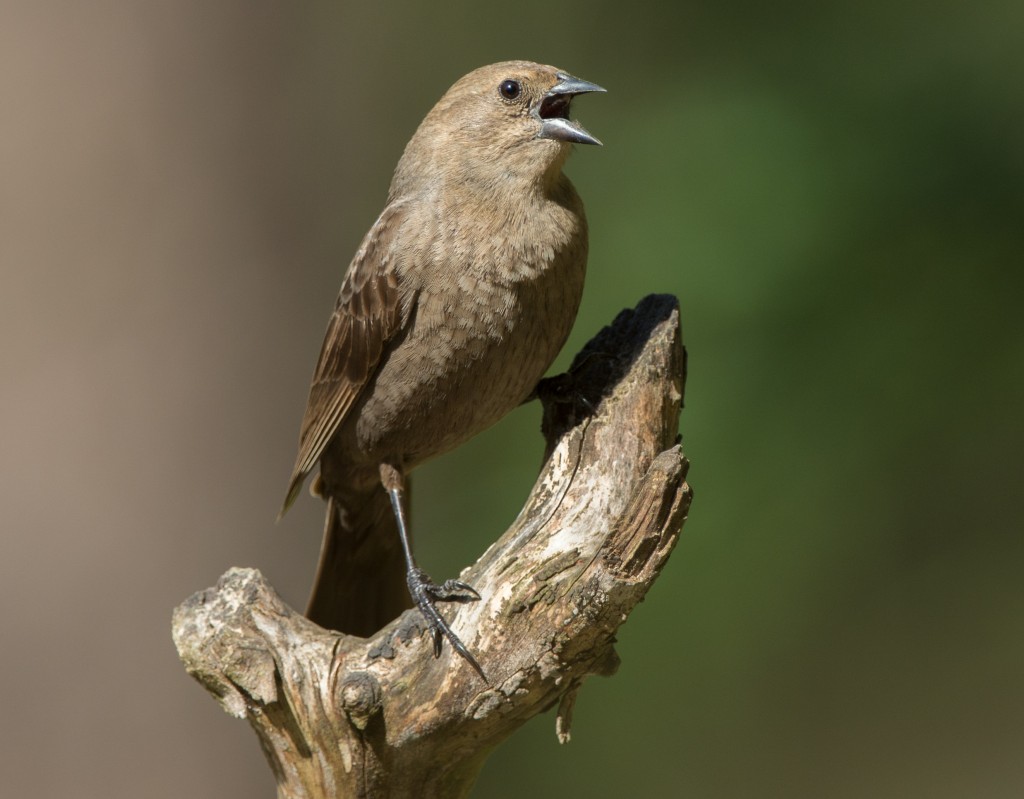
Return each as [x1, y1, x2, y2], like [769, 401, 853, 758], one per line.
[173, 294, 691, 798]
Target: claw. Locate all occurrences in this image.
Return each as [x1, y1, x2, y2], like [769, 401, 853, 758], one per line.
[535, 370, 597, 416]
[432, 579, 481, 603]
[407, 568, 488, 682]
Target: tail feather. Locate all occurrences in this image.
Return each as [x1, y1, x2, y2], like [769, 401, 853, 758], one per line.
[305, 487, 410, 636]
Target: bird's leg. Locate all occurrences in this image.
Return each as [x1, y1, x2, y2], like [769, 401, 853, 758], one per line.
[380, 464, 487, 682]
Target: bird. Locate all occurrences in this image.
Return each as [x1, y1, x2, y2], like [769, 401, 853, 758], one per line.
[280, 61, 604, 679]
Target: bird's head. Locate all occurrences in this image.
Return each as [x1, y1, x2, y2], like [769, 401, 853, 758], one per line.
[393, 61, 605, 196]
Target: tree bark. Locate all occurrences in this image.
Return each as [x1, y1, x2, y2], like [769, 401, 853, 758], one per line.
[172, 294, 692, 798]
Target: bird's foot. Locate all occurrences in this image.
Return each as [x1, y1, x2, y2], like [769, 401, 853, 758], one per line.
[407, 568, 487, 682]
[535, 371, 596, 415]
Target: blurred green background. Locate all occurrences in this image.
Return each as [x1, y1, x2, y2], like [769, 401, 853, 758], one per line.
[2, 1, 1022, 797]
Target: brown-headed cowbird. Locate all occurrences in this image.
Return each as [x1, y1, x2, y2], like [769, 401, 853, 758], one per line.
[280, 61, 604, 678]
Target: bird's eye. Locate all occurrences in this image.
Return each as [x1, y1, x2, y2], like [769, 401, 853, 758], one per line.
[498, 79, 521, 100]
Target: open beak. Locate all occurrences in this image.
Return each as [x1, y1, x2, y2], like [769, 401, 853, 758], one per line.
[536, 72, 606, 146]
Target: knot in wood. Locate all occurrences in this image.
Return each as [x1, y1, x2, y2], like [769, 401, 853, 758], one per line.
[338, 672, 382, 730]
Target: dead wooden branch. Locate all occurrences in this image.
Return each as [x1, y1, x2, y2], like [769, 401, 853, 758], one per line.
[172, 294, 691, 798]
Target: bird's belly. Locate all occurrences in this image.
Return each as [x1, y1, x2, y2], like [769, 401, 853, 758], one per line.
[345, 264, 582, 468]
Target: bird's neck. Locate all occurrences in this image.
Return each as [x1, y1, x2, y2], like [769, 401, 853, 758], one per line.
[391, 129, 572, 204]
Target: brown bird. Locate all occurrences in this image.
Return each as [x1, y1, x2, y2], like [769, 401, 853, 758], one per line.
[280, 61, 604, 678]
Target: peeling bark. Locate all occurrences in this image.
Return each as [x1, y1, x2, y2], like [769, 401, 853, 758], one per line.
[173, 294, 692, 798]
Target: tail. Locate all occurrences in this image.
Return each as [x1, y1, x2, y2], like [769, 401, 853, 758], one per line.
[305, 484, 411, 636]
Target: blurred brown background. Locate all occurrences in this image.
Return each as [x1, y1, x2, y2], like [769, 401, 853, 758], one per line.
[2, 1, 1022, 797]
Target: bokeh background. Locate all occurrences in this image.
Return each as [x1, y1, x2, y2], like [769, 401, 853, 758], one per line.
[3, 1, 1022, 797]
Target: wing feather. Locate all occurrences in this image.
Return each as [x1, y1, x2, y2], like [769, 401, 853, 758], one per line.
[279, 202, 409, 516]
